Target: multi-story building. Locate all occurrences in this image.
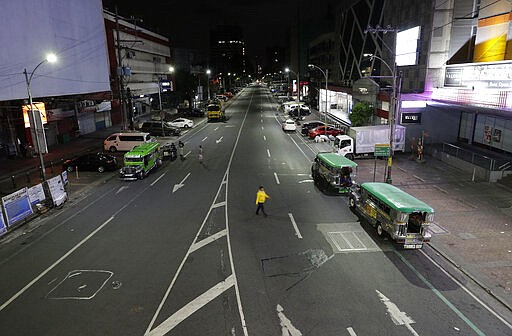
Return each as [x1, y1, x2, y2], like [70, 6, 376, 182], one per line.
[104, 10, 174, 127]
[209, 25, 246, 76]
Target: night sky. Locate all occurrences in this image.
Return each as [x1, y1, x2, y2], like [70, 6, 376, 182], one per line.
[102, 0, 347, 60]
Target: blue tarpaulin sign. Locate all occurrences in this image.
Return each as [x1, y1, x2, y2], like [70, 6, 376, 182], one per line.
[2, 188, 33, 226]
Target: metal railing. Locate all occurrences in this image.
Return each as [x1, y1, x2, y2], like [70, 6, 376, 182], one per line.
[441, 143, 510, 171]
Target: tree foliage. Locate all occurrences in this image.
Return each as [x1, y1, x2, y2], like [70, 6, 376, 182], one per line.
[349, 102, 374, 126]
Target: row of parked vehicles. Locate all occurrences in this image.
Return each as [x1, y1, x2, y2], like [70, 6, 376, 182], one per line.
[278, 99, 433, 250]
[311, 151, 434, 250]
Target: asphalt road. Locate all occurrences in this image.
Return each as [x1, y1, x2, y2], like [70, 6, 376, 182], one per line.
[0, 86, 510, 335]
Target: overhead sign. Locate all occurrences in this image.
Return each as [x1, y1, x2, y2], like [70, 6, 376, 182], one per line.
[374, 143, 390, 157]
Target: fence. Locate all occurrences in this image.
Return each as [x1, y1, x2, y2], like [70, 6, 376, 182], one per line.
[441, 143, 510, 171]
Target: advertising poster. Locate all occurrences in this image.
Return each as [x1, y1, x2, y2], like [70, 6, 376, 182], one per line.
[47, 175, 67, 207]
[61, 170, 69, 185]
[2, 187, 33, 226]
[28, 183, 46, 206]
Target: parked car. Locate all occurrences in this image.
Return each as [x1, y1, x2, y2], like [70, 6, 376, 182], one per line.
[289, 106, 311, 118]
[308, 125, 343, 139]
[179, 107, 204, 117]
[140, 121, 181, 136]
[168, 117, 194, 128]
[301, 120, 325, 135]
[63, 153, 118, 173]
[282, 119, 297, 132]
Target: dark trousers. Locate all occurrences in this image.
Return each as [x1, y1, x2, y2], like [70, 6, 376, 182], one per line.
[256, 202, 267, 215]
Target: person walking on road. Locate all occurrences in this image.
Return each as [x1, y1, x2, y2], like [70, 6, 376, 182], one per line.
[198, 145, 204, 164]
[178, 141, 185, 160]
[255, 186, 270, 216]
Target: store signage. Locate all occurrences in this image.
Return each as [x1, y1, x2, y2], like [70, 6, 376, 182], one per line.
[444, 62, 512, 88]
[401, 112, 422, 124]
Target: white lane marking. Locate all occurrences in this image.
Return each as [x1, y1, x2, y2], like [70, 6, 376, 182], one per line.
[261, 126, 264, 130]
[184, 150, 191, 158]
[347, 327, 358, 336]
[201, 136, 208, 142]
[287, 213, 303, 239]
[413, 175, 425, 182]
[148, 275, 235, 336]
[277, 304, 303, 336]
[376, 290, 419, 336]
[150, 172, 166, 186]
[288, 134, 311, 161]
[419, 249, 512, 330]
[115, 186, 128, 194]
[172, 172, 191, 193]
[261, 119, 263, 123]
[433, 185, 448, 194]
[274, 172, 280, 185]
[189, 229, 227, 253]
[267, 149, 271, 158]
[263, 135, 266, 141]
[214, 127, 219, 131]
[0, 216, 115, 312]
[216, 136, 223, 144]
[298, 179, 314, 183]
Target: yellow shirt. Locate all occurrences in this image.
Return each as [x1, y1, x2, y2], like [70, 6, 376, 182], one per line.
[256, 190, 269, 204]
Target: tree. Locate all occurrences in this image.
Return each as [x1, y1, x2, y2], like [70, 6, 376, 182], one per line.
[349, 102, 374, 126]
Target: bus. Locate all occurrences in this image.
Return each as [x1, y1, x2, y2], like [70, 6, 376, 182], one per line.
[119, 142, 162, 180]
[349, 182, 434, 249]
[311, 152, 357, 194]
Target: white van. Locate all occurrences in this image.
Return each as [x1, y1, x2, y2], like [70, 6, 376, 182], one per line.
[103, 132, 153, 152]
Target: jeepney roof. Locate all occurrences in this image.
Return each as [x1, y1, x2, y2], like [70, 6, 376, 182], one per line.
[124, 142, 160, 158]
[316, 152, 357, 168]
[361, 182, 434, 213]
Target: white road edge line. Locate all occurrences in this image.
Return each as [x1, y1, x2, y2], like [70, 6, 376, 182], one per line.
[288, 213, 303, 239]
[420, 249, 512, 330]
[274, 172, 280, 185]
[0, 216, 115, 312]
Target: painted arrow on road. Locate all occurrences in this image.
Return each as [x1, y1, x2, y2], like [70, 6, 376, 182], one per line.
[216, 136, 223, 144]
[172, 173, 191, 193]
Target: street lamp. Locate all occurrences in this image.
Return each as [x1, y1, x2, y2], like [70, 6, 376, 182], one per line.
[23, 53, 57, 181]
[206, 69, 211, 101]
[308, 64, 328, 127]
[284, 67, 301, 102]
[363, 53, 400, 184]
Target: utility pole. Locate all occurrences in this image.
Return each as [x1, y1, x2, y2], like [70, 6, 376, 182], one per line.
[365, 25, 399, 184]
[115, 7, 127, 131]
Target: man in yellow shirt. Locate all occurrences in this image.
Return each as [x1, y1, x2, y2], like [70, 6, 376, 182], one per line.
[255, 186, 270, 216]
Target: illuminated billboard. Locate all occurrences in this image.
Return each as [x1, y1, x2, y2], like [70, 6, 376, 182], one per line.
[23, 103, 47, 128]
[396, 26, 420, 66]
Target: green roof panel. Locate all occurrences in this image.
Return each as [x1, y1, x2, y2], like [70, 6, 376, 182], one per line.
[317, 152, 358, 168]
[361, 182, 434, 213]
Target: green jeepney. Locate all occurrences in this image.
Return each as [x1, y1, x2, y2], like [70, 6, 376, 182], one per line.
[349, 182, 434, 249]
[119, 142, 162, 180]
[311, 152, 357, 194]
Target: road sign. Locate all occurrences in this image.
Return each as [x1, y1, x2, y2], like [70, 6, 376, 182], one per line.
[374, 143, 390, 157]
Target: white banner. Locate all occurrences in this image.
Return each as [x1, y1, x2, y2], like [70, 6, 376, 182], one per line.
[47, 175, 67, 207]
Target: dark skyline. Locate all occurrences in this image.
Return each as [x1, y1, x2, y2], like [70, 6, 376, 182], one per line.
[102, 0, 344, 62]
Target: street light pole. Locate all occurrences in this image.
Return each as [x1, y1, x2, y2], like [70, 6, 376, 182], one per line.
[206, 69, 211, 101]
[308, 64, 328, 127]
[24, 54, 57, 181]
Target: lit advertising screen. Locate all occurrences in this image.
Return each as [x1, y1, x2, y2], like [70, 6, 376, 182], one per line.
[396, 26, 420, 66]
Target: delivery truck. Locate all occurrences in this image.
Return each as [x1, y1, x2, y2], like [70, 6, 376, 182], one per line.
[333, 125, 406, 160]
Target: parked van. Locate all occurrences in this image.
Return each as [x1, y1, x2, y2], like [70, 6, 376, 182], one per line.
[103, 132, 153, 152]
